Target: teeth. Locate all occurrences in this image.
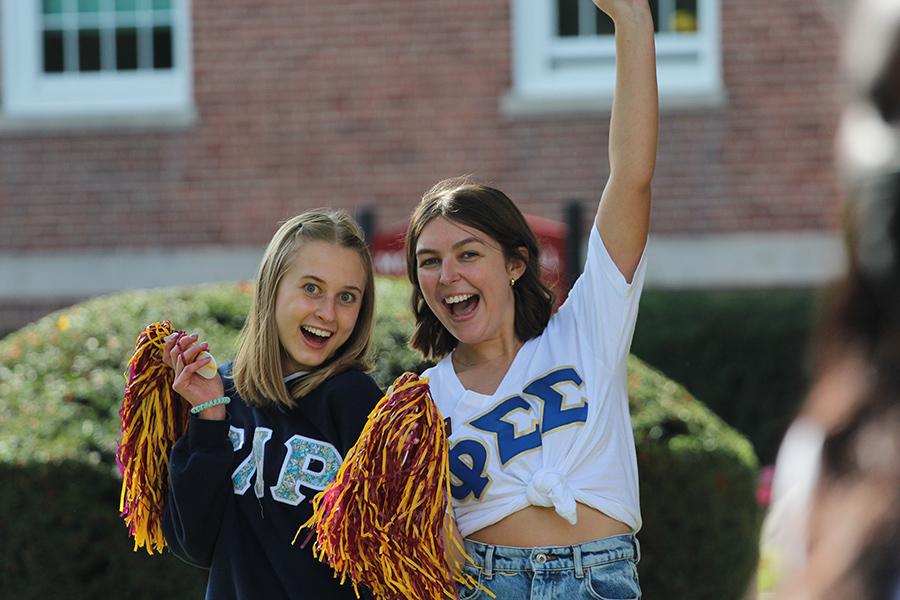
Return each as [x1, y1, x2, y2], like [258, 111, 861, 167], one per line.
[302, 325, 332, 338]
[445, 294, 474, 305]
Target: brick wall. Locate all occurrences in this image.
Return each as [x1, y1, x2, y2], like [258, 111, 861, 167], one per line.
[0, 0, 843, 329]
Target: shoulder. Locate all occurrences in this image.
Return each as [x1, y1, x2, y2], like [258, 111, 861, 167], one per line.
[419, 358, 455, 408]
[319, 369, 383, 402]
[218, 361, 240, 400]
[420, 356, 448, 383]
[219, 360, 234, 380]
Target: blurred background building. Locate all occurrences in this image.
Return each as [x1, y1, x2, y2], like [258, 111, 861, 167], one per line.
[0, 0, 843, 332]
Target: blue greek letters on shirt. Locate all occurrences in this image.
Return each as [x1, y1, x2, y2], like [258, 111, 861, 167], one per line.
[270, 435, 342, 506]
[469, 396, 541, 465]
[450, 366, 589, 500]
[449, 438, 492, 501]
[228, 427, 342, 505]
[523, 366, 588, 434]
[229, 426, 272, 496]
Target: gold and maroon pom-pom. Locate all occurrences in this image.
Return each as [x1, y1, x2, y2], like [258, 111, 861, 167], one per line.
[298, 372, 489, 599]
[116, 320, 189, 554]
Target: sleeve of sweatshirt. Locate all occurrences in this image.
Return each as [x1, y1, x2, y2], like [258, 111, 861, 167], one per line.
[161, 415, 234, 568]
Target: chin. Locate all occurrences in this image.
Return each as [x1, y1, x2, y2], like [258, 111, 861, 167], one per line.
[451, 329, 487, 347]
[286, 350, 327, 372]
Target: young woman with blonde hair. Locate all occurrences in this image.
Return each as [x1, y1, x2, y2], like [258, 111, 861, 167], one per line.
[161, 209, 382, 600]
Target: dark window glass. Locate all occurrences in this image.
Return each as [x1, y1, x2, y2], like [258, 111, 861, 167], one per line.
[43, 30, 65, 72]
[78, 29, 101, 71]
[557, 0, 696, 37]
[674, 0, 698, 32]
[557, 0, 578, 37]
[649, 0, 660, 32]
[116, 27, 138, 70]
[596, 11, 614, 34]
[152, 26, 172, 69]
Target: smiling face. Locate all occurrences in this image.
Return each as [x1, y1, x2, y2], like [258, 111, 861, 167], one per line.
[274, 240, 367, 374]
[415, 216, 525, 349]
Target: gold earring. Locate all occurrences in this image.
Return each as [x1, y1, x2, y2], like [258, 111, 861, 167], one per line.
[510, 277, 516, 287]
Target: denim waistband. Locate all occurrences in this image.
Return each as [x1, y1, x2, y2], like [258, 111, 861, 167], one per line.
[462, 534, 640, 578]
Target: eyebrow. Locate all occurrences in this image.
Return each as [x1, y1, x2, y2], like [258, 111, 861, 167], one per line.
[415, 236, 485, 256]
[300, 274, 364, 294]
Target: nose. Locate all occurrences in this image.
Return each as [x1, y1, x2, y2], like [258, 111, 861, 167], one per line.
[314, 297, 336, 322]
[439, 260, 459, 285]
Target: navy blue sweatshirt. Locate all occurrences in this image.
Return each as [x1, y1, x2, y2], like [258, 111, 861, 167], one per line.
[162, 363, 381, 600]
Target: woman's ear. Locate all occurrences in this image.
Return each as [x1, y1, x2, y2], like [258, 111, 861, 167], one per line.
[508, 246, 529, 280]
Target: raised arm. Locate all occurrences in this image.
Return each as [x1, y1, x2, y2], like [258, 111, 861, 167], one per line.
[594, 0, 658, 282]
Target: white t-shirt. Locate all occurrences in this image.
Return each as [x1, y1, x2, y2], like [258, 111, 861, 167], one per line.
[759, 417, 825, 586]
[422, 224, 647, 538]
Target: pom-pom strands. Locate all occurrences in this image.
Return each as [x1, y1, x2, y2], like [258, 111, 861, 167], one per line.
[116, 320, 189, 555]
[298, 372, 490, 600]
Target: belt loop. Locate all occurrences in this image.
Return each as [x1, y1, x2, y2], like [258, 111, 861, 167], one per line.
[483, 545, 495, 580]
[633, 535, 641, 564]
[573, 544, 585, 579]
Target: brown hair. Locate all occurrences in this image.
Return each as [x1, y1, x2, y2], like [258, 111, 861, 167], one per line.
[233, 209, 375, 408]
[802, 171, 900, 598]
[784, 6, 900, 596]
[404, 177, 554, 360]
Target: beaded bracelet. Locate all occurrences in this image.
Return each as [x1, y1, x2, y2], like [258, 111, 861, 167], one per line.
[190, 396, 231, 415]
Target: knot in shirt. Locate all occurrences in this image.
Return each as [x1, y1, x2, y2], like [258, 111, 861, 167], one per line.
[525, 467, 577, 524]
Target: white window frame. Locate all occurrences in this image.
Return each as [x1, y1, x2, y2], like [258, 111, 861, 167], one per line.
[507, 0, 724, 114]
[1, 0, 193, 120]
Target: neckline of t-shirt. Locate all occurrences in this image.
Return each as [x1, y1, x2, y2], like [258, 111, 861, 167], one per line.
[283, 370, 309, 383]
[444, 337, 535, 399]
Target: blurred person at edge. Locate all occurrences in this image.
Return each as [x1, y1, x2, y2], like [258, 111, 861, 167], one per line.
[760, 1, 900, 598]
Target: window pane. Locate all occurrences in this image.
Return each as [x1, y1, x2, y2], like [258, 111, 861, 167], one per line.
[152, 0, 171, 9]
[152, 25, 172, 69]
[649, 0, 660, 33]
[43, 30, 65, 72]
[78, 29, 101, 71]
[115, 0, 137, 10]
[78, 0, 100, 12]
[674, 0, 698, 32]
[556, 0, 699, 37]
[116, 27, 138, 69]
[43, 0, 65, 14]
[595, 10, 614, 35]
[557, 0, 578, 37]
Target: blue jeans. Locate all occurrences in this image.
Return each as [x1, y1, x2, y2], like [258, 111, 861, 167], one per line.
[457, 534, 641, 600]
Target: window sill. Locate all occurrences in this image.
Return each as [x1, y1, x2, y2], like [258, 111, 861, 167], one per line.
[0, 106, 198, 134]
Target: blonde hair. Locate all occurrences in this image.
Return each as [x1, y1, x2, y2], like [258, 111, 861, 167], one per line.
[233, 209, 375, 408]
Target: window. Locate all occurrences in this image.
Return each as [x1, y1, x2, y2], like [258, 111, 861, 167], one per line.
[2, 0, 192, 119]
[508, 0, 722, 112]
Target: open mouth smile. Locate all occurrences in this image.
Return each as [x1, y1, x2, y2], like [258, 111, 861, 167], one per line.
[301, 325, 333, 348]
[443, 293, 480, 319]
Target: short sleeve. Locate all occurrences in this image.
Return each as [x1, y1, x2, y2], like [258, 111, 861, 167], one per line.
[557, 224, 647, 369]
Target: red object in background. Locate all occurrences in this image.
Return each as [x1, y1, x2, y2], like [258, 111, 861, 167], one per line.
[757, 464, 775, 508]
[370, 214, 571, 302]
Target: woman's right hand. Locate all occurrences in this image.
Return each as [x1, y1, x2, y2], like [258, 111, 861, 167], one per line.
[162, 332, 226, 420]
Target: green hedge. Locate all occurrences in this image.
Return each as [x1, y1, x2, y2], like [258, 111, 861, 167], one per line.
[629, 358, 760, 598]
[0, 280, 759, 600]
[632, 289, 818, 464]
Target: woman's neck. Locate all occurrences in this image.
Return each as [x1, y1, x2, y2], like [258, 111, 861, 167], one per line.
[452, 337, 523, 371]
